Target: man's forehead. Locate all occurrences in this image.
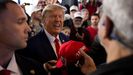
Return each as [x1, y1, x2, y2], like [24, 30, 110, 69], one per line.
[6, 2, 20, 11]
[6, 3, 25, 15]
[91, 16, 99, 19]
[4, 3, 27, 20]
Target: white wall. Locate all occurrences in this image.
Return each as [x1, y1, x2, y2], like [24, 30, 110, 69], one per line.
[13, 0, 63, 15]
[13, 0, 39, 16]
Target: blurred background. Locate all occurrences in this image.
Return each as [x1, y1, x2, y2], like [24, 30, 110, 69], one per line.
[12, 0, 81, 15]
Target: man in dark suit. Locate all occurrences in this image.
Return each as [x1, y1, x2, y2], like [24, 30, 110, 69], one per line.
[17, 4, 69, 75]
[0, 1, 47, 75]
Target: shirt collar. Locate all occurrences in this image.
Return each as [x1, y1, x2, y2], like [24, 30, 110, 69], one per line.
[44, 29, 60, 43]
[0, 54, 21, 74]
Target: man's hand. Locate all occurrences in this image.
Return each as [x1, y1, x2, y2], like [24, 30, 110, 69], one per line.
[43, 60, 57, 72]
[79, 49, 96, 75]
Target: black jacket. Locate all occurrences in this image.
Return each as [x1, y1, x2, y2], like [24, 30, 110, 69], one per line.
[15, 53, 47, 75]
[91, 55, 133, 75]
[16, 29, 69, 75]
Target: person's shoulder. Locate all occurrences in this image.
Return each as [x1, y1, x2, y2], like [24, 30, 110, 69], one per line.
[59, 32, 69, 41]
[15, 53, 47, 75]
[29, 29, 45, 38]
[91, 55, 133, 75]
[28, 29, 46, 42]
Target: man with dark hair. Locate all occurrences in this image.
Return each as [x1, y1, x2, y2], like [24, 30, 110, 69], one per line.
[86, 13, 99, 43]
[0, 1, 47, 75]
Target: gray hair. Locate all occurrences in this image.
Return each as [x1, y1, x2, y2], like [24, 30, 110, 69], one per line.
[103, 0, 133, 49]
[42, 4, 66, 19]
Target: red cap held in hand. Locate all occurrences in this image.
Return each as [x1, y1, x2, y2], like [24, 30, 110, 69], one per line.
[56, 40, 88, 68]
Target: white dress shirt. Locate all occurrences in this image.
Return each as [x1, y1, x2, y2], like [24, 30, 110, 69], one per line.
[44, 29, 61, 58]
[0, 54, 22, 75]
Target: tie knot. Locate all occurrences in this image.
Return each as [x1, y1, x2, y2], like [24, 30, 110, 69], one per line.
[0, 69, 11, 75]
[54, 38, 59, 42]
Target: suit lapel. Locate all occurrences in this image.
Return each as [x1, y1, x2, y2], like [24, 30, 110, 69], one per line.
[59, 33, 69, 43]
[15, 54, 36, 75]
[40, 30, 57, 59]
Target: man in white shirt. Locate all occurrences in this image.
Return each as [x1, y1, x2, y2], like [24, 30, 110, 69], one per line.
[0, 1, 47, 75]
[16, 4, 69, 75]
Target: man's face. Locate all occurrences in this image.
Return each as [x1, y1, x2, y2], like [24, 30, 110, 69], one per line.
[32, 10, 42, 21]
[37, 0, 46, 8]
[73, 17, 83, 28]
[82, 10, 89, 21]
[91, 16, 99, 26]
[0, 3, 31, 50]
[62, 28, 71, 37]
[42, 10, 64, 36]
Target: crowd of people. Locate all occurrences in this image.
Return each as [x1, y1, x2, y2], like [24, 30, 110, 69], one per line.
[0, 0, 133, 75]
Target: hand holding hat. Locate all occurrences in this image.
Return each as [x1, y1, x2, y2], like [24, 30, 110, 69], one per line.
[56, 40, 88, 67]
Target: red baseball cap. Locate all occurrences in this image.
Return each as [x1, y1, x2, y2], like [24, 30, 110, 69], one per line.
[56, 40, 88, 68]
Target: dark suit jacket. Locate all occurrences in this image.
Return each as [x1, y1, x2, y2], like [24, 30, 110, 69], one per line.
[16, 29, 69, 75]
[15, 53, 47, 75]
[91, 55, 133, 75]
[17, 29, 69, 64]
